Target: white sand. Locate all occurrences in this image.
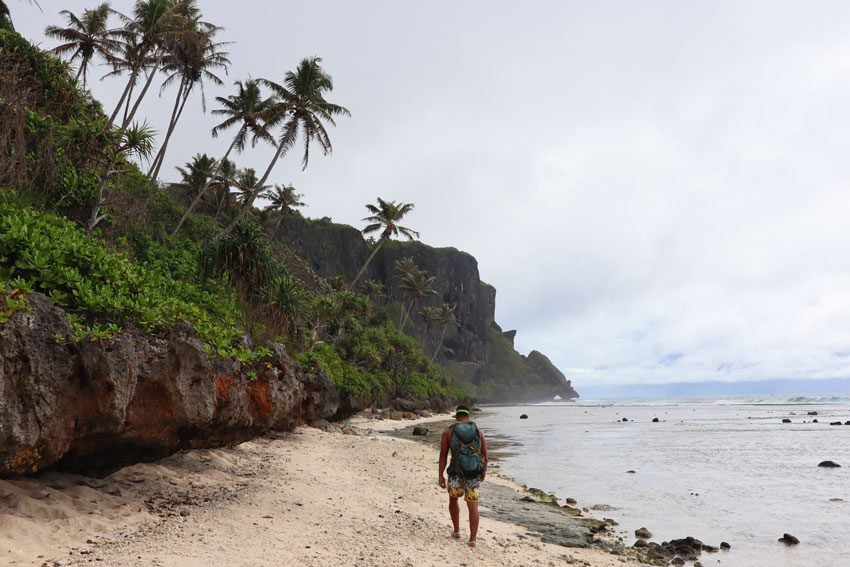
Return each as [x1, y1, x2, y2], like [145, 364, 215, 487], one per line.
[1, 413, 638, 567]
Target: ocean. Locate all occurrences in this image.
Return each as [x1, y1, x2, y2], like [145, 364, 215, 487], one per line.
[476, 396, 850, 567]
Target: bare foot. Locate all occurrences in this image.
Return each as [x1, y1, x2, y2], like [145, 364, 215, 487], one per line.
[451, 531, 461, 540]
[468, 539, 476, 547]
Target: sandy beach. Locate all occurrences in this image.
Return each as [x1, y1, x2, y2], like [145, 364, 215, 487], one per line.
[0, 413, 639, 567]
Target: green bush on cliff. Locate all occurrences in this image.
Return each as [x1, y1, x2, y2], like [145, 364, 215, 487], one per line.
[0, 195, 258, 358]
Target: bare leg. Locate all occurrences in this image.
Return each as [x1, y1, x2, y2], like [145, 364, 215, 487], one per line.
[467, 500, 479, 544]
[449, 496, 460, 536]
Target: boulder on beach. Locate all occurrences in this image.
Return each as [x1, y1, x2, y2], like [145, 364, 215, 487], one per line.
[720, 541, 731, 550]
[818, 460, 841, 468]
[635, 527, 652, 539]
[778, 533, 799, 545]
[633, 539, 648, 548]
[411, 426, 429, 436]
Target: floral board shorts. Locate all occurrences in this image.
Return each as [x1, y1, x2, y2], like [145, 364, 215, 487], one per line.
[447, 475, 481, 502]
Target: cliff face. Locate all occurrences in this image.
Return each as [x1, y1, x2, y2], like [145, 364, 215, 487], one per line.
[0, 294, 338, 478]
[278, 216, 578, 403]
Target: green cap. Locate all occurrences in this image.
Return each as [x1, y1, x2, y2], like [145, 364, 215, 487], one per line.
[455, 407, 470, 416]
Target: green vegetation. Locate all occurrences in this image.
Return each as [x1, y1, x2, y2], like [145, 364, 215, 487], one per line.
[0, 11, 469, 412]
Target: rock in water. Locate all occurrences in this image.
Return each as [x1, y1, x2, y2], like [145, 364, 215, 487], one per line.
[830, 421, 843, 425]
[411, 426, 429, 436]
[720, 541, 731, 550]
[807, 411, 818, 416]
[519, 414, 528, 419]
[813, 419, 819, 423]
[782, 418, 792, 423]
[652, 417, 659, 422]
[635, 527, 652, 539]
[778, 533, 799, 545]
[818, 460, 841, 468]
[622, 417, 629, 422]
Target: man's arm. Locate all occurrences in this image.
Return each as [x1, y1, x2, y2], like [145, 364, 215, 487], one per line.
[438, 428, 450, 488]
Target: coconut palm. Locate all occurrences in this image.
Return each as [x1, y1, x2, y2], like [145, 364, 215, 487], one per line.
[349, 198, 419, 290]
[108, 0, 185, 127]
[171, 79, 274, 235]
[360, 279, 385, 302]
[398, 269, 436, 331]
[432, 304, 456, 361]
[44, 3, 122, 88]
[171, 153, 215, 200]
[211, 157, 236, 220]
[147, 15, 230, 180]
[263, 184, 304, 235]
[234, 168, 267, 209]
[224, 56, 350, 234]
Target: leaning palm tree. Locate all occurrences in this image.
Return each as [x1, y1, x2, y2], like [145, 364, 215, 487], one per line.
[224, 56, 350, 235]
[171, 79, 274, 235]
[171, 153, 215, 200]
[432, 304, 456, 361]
[263, 184, 304, 235]
[360, 279, 385, 302]
[108, 0, 185, 127]
[398, 269, 436, 331]
[349, 198, 419, 290]
[44, 3, 122, 88]
[234, 168, 266, 208]
[147, 15, 230, 180]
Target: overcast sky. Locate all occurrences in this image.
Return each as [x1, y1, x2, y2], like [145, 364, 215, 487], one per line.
[14, 1, 850, 389]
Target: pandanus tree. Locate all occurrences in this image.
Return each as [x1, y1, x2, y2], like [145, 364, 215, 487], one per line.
[263, 184, 304, 235]
[432, 304, 456, 361]
[171, 79, 273, 235]
[348, 198, 419, 290]
[224, 56, 350, 235]
[146, 14, 230, 180]
[44, 3, 122, 88]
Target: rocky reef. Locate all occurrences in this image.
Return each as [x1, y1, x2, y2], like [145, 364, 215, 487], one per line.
[0, 294, 338, 477]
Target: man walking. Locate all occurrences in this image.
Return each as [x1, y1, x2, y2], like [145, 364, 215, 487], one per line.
[438, 405, 488, 547]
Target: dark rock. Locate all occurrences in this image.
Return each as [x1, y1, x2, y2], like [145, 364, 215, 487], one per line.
[845, 421, 850, 425]
[701, 544, 718, 552]
[671, 558, 685, 566]
[652, 417, 659, 422]
[694, 562, 703, 567]
[411, 426, 429, 436]
[830, 421, 843, 425]
[622, 417, 628, 422]
[813, 419, 818, 423]
[720, 542, 731, 549]
[818, 460, 841, 468]
[633, 539, 647, 548]
[778, 533, 799, 545]
[520, 414, 528, 419]
[626, 470, 636, 474]
[635, 527, 652, 539]
[565, 497, 577, 505]
[782, 418, 792, 423]
[502, 329, 517, 346]
[807, 411, 818, 415]
[0, 293, 338, 477]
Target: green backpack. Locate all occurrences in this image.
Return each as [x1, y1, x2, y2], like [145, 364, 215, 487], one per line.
[449, 422, 486, 479]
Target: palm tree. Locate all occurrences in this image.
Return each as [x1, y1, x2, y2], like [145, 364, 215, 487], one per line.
[234, 168, 266, 209]
[360, 279, 385, 302]
[44, 3, 121, 88]
[171, 79, 274, 235]
[263, 184, 304, 235]
[108, 0, 185, 127]
[398, 269, 436, 331]
[211, 157, 236, 220]
[171, 153, 215, 200]
[224, 56, 350, 235]
[147, 15, 230, 180]
[432, 304, 456, 361]
[349, 198, 419, 290]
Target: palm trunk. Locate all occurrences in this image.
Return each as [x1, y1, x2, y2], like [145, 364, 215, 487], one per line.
[172, 133, 240, 236]
[272, 214, 284, 235]
[348, 237, 386, 291]
[122, 63, 159, 128]
[74, 63, 84, 85]
[223, 138, 285, 235]
[148, 79, 189, 180]
[109, 67, 139, 126]
[432, 324, 448, 362]
[400, 300, 416, 331]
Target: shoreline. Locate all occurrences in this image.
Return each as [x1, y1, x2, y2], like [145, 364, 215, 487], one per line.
[1, 412, 642, 566]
